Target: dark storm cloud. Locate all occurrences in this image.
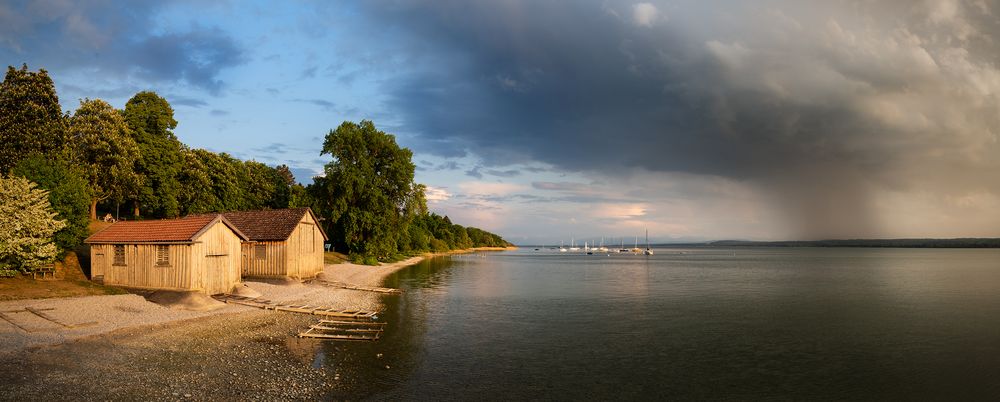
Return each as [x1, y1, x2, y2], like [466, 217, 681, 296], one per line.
[436, 161, 461, 171]
[485, 168, 521, 178]
[360, 0, 1000, 238]
[465, 167, 483, 179]
[533, 182, 587, 191]
[465, 165, 521, 178]
[0, 0, 245, 94]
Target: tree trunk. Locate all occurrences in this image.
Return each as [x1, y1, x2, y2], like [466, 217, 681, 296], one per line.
[133, 203, 140, 219]
[90, 198, 98, 220]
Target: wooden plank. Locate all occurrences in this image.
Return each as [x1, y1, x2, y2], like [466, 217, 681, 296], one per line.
[0, 312, 30, 332]
[25, 307, 97, 328]
[308, 279, 403, 294]
[212, 294, 379, 318]
[297, 332, 379, 341]
[309, 325, 383, 333]
[318, 320, 386, 326]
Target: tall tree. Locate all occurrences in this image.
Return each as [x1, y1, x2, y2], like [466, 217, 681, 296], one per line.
[244, 160, 279, 210]
[12, 154, 92, 253]
[67, 99, 141, 220]
[190, 149, 245, 211]
[0, 176, 66, 272]
[314, 120, 423, 258]
[176, 148, 219, 215]
[0, 65, 67, 172]
[271, 164, 295, 208]
[124, 91, 183, 218]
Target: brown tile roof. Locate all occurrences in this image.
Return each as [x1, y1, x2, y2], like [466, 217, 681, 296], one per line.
[221, 208, 327, 242]
[85, 214, 248, 243]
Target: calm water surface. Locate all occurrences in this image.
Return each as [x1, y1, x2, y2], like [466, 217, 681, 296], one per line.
[315, 248, 1000, 400]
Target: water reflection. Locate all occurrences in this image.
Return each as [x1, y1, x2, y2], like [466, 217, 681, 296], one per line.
[319, 248, 1000, 400]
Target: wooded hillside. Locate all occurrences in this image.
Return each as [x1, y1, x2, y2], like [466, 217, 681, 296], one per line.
[0, 64, 510, 269]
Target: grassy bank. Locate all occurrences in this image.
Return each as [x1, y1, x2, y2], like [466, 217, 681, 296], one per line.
[0, 251, 125, 301]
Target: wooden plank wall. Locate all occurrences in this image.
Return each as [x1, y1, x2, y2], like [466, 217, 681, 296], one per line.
[241, 241, 286, 278]
[190, 221, 242, 294]
[89, 243, 193, 291]
[241, 212, 324, 279]
[285, 213, 324, 279]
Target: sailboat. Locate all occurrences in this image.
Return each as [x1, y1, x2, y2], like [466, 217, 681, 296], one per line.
[598, 237, 608, 252]
[618, 237, 629, 253]
[631, 236, 641, 254]
[644, 229, 654, 255]
[569, 237, 580, 251]
[559, 240, 567, 252]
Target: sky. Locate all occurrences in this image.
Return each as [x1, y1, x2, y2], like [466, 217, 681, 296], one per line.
[3, 0, 1000, 245]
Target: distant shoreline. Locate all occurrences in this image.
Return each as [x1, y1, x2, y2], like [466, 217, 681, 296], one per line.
[327, 246, 519, 288]
[518, 239, 1000, 249]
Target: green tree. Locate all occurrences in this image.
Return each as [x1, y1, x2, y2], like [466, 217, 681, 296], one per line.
[0, 176, 66, 272]
[289, 183, 314, 209]
[12, 154, 91, 253]
[176, 148, 219, 215]
[189, 149, 245, 211]
[124, 91, 183, 218]
[313, 120, 423, 259]
[0, 65, 67, 172]
[67, 98, 141, 220]
[271, 164, 295, 209]
[244, 160, 279, 210]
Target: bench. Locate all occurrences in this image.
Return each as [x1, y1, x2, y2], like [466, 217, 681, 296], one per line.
[31, 264, 55, 280]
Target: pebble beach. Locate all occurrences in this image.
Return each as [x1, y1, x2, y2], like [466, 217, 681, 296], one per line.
[0, 256, 429, 400]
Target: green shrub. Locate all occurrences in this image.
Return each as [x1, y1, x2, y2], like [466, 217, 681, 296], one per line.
[12, 154, 91, 254]
[0, 175, 66, 272]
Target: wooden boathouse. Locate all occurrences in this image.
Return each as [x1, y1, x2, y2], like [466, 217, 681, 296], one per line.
[221, 208, 328, 279]
[85, 214, 248, 294]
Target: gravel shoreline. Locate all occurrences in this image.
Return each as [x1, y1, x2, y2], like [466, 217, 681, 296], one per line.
[0, 254, 436, 400]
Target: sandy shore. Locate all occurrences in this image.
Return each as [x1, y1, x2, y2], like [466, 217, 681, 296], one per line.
[0, 252, 441, 355]
[0, 248, 513, 400]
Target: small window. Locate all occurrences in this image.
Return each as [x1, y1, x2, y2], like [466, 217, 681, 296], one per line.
[113, 245, 126, 266]
[155, 245, 170, 266]
[255, 244, 266, 260]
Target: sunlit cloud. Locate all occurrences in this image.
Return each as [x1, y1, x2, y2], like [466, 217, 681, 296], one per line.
[424, 186, 452, 202]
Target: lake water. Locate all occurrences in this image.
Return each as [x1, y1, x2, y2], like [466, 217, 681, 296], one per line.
[317, 248, 1000, 400]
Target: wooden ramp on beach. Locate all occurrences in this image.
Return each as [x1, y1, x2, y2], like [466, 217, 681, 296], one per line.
[307, 279, 403, 294]
[211, 294, 378, 319]
[0, 307, 98, 332]
[298, 319, 386, 341]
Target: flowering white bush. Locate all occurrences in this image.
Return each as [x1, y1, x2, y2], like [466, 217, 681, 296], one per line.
[0, 175, 66, 273]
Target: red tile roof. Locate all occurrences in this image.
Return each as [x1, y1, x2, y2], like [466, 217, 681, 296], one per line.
[221, 208, 327, 242]
[85, 214, 248, 243]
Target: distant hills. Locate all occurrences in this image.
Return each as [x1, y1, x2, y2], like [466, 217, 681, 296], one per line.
[519, 238, 1000, 249]
[685, 238, 1000, 248]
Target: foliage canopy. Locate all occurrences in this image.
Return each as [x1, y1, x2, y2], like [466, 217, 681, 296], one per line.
[0, 65, 66, 172]
[12, 155, 91, 253]
[313, 120, 423, 258]
[124, 91, 183, 218]
[67, 98, 141, 219]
